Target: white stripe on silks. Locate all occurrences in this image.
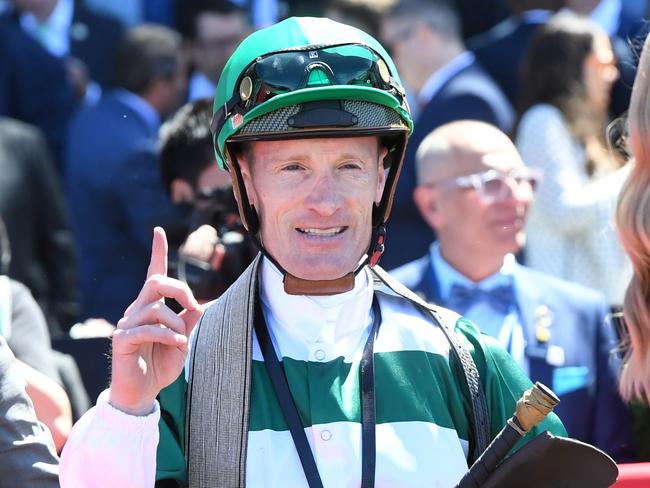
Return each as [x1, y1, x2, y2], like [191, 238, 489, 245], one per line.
[245, 421, 468, 487]
[250, 293, 453, 363]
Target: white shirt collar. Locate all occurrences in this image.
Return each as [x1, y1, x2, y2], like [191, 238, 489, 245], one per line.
[430, 242, 515, 302]
[259, 258, 374, 345]
[417, 51, 475, 107]
[19, 0, 73, 57]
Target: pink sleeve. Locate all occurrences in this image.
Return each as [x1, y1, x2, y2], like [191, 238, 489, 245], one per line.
[59, 389, 160, 488]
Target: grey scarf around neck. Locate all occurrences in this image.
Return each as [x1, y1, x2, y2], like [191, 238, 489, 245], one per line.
[184, 255, 488, 487]
[185, 254, 260, 488]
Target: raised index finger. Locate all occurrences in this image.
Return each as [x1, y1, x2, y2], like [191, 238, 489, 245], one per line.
[147, 227, 168, 279]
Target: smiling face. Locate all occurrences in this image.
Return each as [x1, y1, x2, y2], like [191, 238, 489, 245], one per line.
[237, 136, 387, 280]
[414, 123, 533, 269]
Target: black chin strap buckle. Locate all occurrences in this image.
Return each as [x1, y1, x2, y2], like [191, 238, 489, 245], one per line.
[369, 224, 386, 268]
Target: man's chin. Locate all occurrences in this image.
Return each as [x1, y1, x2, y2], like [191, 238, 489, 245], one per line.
[283, 260, 356, 282]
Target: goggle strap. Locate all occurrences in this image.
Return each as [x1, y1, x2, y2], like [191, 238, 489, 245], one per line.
[368, 224, 386, 268]
[210, 97, 243, 136]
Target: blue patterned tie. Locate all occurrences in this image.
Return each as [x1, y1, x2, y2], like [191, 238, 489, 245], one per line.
[447, 283, 514, 316]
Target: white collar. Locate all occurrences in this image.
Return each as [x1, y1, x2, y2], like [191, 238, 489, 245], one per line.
[259, 258, 374, 345]
[19, 0, 73, 57]
[417, 51, 475, 107]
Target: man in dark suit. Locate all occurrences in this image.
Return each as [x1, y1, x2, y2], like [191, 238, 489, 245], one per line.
[5, 0, 124, 102]
[0, 15, 75, 166]
[65, 25, 187, 324]
[380, 0, 514, 269]
[68, 0, 124, 90]
[391, 119, 636, 461]
[468, 1, 561, 107]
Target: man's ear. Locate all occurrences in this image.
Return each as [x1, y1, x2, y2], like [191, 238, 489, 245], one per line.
[413, 185, 442, 230]
[169, 179, 194, 204]
[236, 151, 257, 208]
[375, 146, 389, 204]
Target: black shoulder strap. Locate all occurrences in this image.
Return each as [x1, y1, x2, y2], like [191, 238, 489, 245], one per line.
[369, 265, 491, 461]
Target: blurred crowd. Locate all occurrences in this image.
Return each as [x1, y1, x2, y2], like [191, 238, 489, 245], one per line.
[1, 0, 650, 481]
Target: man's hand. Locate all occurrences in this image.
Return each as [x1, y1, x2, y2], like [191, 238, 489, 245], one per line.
[109, 227, 203, 415]
[180, 224, 226, 271]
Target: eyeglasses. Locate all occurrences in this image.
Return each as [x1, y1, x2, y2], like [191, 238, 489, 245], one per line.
[211, 43, 407, 134]
[427, 168, 542, 202]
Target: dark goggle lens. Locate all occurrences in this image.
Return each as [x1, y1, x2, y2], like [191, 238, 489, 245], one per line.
[243, 46, 387, 106]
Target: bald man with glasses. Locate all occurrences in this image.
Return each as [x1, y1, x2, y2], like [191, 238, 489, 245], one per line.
[390, 120, 636, 462]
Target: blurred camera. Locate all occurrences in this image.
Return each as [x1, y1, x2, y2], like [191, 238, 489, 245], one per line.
[174, 187, 255, 300]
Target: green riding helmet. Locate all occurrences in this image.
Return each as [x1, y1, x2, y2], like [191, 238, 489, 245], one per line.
[210, 17, 413, 247]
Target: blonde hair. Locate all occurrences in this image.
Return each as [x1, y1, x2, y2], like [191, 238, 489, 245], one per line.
[616, 34, 650, 403]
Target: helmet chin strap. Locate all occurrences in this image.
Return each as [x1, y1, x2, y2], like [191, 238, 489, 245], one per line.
[250, 224, 387, 296]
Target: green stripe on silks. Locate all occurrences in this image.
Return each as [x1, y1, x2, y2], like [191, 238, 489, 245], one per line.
[156, 374, 188, 486]
[248, 351, 472, 440]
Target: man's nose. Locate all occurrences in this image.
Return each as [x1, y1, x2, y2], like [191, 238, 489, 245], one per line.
[304, 173, 343, 215]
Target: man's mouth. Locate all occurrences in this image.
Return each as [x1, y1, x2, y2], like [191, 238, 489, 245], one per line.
[296, 227, 347, 237]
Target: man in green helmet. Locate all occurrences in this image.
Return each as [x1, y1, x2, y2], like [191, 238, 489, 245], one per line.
[59, 17, 564, 487]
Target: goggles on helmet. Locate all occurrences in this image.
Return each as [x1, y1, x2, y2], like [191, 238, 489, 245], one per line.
[210, 43, 407, 137]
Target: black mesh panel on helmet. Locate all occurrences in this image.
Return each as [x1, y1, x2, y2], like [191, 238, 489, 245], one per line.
[235, 100, 405, 136]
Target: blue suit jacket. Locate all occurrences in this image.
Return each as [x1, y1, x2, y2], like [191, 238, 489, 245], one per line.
[65, 93, 182, 324]
[390, 254, 636, 461]
[381, 60, 514, 270]
[0, 15, 75, 167]
[470, 15, 544, 107]
[69, 0, 124, 88]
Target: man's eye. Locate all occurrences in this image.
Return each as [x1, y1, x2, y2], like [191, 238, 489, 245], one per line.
[282, 163, 303, 171]
[340, 162, 363, 170]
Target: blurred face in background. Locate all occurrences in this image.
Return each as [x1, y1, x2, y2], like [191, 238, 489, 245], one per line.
[415, 124, 536, 264]
[193, 11, 248, 84]
[381, 17, 416, 79]
[583, 32, 618, 112]
[156, 53, 189, 117]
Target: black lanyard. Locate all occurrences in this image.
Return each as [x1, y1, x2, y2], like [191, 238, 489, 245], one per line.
[254, 294, 382, 488]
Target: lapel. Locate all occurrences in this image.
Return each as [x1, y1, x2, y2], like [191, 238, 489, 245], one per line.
[417, 62, 475, 126]
[513, 265, 555, 387]
[413, 254, 443, 305]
